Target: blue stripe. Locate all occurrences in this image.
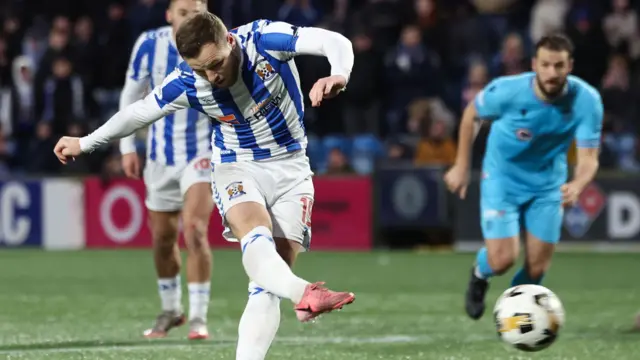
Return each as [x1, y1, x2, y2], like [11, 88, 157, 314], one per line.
[149, 123, 157, 161]
[163, 44, 179, 166]
[259, 32, 298, 53]
[253, 47, 304, 152]
[131, 36, 155, 81]
[211, 88, 270, 160]
[185, 109, 199, 162]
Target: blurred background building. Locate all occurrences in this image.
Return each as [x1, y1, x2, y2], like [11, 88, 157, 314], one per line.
[2, 0, 639, 178]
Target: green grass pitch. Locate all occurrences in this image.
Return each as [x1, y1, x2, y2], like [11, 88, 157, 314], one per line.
[0, 250, 638, 359]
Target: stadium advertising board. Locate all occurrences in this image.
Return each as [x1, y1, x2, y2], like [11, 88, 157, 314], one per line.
[374, 166, 448, 228]
[454, 177, 640, 242]
[84, 177, 372, 250]
[0, 181, 42, 247]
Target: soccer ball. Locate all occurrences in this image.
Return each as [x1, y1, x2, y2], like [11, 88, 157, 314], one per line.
[493, 284, 565, 352]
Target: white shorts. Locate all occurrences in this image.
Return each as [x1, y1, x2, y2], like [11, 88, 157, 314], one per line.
[211, 151, 314, 248]
[143, 154, 212, 212]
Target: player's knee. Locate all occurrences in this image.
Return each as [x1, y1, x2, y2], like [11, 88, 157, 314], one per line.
[152, 227, 177, 251]
[226, 202, 272, 239]
[183, 217, 210, 253]
[488, 247, 517, 274]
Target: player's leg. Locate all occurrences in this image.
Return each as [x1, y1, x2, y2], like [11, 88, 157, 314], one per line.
[179, 157, 214, 340]
[514, 195, 563, 286]
[143, 164, 185, 338]
[236, 238, 303, 360]
[466, 183, 521, 320]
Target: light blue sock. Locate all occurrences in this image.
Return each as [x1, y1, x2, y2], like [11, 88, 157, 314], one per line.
[510, 267, 544, 286]
[474, 247, 494, 279]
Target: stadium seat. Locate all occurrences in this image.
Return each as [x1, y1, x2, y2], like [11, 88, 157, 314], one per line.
[351, 134, 384, 174]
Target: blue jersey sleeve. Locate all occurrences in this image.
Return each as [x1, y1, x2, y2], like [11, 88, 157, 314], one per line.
[257, 21, 301, 61]
[126, 32, 155, 82]
[473, 79, 508, 120]
[574, 87, 603, 148]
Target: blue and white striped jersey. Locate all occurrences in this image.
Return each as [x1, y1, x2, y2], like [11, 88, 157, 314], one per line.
[80, 20, 354, 162]
[154, 20, 311, 164]
[119, 26, 212, 166]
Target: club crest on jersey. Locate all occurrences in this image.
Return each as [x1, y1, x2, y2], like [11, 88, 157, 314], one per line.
[516, 128, 533, 141]
[226, 181, 246, 200]
[256, 61, 276, 81]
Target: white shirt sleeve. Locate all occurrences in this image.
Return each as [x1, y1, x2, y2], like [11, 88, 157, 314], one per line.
[119, 33, 153, 155]
[258, 21, 354, 82]
[80, 70, 190, 153]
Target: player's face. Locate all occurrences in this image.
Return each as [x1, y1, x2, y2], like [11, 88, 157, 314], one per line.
[166, 0, 206, 34]
[532, 48, 573, 98]
[185, 35, 241, 88]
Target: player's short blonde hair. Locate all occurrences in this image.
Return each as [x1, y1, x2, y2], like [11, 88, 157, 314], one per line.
[176, 12, 227, 59]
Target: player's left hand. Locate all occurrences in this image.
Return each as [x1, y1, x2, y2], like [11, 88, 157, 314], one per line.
[560, 181, 583, 207]
[53, 136, 82, 164]
[309, 75, 347, 107]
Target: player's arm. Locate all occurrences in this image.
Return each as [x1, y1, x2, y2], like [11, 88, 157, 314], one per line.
[78, 71, 189, 154]
[455, 81, 503, 169]
[571, 90, 604, 190]
[119, 33, 153, 155]
[258, 21, 354, 80]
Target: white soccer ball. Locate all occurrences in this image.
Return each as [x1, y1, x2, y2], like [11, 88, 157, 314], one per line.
[493, 284, 565, 352]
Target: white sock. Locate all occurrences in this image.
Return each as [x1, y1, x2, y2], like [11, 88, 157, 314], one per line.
[158, 276, 182, 313]
[241, 226, 308, 303]
[236, 282, 281, 360]
[188, 282, 210, 321]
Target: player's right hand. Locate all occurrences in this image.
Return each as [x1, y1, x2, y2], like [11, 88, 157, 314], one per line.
[53, 136, 82, 165]
[444, 164, 469, 199]
[121, 152, 141, 179]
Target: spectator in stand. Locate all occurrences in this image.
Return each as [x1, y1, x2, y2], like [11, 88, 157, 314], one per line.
[564, 4, 609, 86]
[100, 3, 132, 91]
[409, 0, 446, 63]
[384, 24, 442, 134]
[25, 121, 59, 174]
[529, 0, 569, 43]
[0, 36, 11, 86]
[601, 53, 636, 130]
[277, 0, 320, 27]
[40, 57, 86, 137]
[4, 56, 35, 165]
[491, 32, 528, 77]
[603, 0, 640, 59]
[461, 60, 489, 111]
[0, 124, 13, 176]
[3, 15, 23, 61]
[414, 101, 456, 166]
[128, 0, 167, 41]
[325, 148, 356, 175]
[34, 28, 72, 114]
[342, 30, 384, 136]
[72, 16, 99, 119]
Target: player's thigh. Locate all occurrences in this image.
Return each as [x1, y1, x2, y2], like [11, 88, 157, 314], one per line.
[523, 195, 562, 276]
[523, 193, 563, 245]
[143, 161, 183, 213]
[144, 162, 181, 244]
[211, 162, 271, 240]
[180, 156, 214, 227]
[480, 182, 521, 269]
[270, 176, 314, 251]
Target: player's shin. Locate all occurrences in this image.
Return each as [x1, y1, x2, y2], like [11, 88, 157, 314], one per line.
[240, 226, 308, 303]
[184, 218, 212, 321]
[474, 247, 495, 280]
[510, 267, 545, 286]
[236, 282, 281, 360]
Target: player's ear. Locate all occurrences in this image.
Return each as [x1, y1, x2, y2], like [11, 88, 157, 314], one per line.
[227, 33, 235, 47]
[166, 9, 173, 24]
[530, 57, 537, 72]
[567, 58, 574, 73]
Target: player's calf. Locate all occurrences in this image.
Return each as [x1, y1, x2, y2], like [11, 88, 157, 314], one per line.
[511, 232, 555, 287]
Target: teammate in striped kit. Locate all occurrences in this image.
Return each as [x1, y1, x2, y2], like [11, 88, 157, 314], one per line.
[55, 12, 356, 359]
[119, 0, 213, 340]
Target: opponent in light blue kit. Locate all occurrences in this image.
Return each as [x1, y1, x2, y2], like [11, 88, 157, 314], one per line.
[444, 34, 603, 320]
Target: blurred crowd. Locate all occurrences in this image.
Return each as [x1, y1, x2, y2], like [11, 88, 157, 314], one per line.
[0, 0, 639, 177]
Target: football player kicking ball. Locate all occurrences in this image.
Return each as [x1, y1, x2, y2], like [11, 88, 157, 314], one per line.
[54, 12, 355, 360]
[444, 34, 603, 320]
[118, 0, 213, 340]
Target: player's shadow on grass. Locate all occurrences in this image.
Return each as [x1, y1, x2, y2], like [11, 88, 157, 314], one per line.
[0, 339, 235, 352]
